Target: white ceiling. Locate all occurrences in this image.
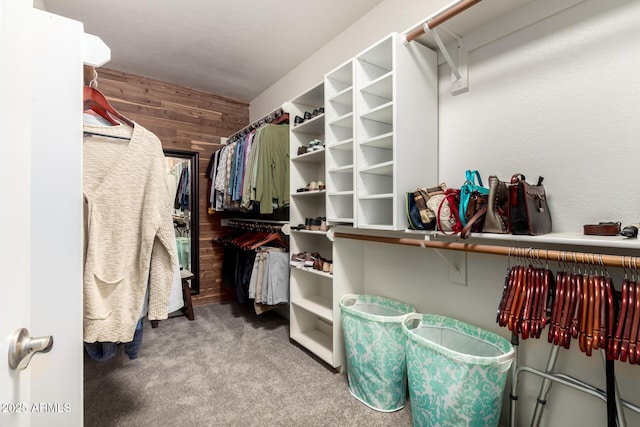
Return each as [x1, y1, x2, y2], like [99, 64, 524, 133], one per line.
[40, 0, 385, 102]
[40, 0, 535, 103]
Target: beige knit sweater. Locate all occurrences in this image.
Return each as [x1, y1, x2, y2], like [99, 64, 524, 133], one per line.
[83, 122, 177, 343]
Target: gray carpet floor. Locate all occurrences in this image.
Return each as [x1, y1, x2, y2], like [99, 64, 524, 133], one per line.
[84, 302, 413, 426]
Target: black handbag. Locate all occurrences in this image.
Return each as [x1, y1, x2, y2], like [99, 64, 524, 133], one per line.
[508, 174, 552, 235]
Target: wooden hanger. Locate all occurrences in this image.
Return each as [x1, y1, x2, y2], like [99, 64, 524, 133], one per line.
[248, 232, 288, 251]
[83, 86, 134, 127]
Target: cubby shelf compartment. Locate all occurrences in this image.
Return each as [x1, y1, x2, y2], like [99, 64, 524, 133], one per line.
[327, 138, 354, 150]
[359, 132, 393, 149]
[292, 149, 325, 163]
[327, 217, 355, 223]
[292, 295, 332, 323]
[359, 193, 393, 200]
[360, 101, 393, 124]
[290, 326, 334, 366]
[360, 71, 393, 99]
[329, 87, 354, 106]
[328, 190, 355, 196]
[328, 112, 354, 128]
[360, 161, 393, 176]
[354, 32, 437, 230]
[328, 165, 354, 173]
[292, 114, 325, 135]
[290, 190, 326, 198]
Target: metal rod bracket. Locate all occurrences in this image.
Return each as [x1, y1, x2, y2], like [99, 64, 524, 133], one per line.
[430, 27, 469, 95]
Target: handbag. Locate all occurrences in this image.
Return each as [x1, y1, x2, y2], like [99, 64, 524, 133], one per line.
[413, 184, 448, 227]
[482, 175, 510, 234]
[460, 191, 488, 238]
[437, 188, 462, 234]
[508, 174, 552, 235]
[459, 170, 489, 226]
[406, 191, 435, 230]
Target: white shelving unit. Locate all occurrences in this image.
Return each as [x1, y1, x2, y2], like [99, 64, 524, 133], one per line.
[288, 82, 340, 368]
[355, 32, 438, 230]
[325, 59, 356, 226]
[288, 34, 439, 369]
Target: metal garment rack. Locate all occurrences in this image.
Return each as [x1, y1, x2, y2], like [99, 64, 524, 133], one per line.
[226, 107, 288, 144]
[221, 218, 288, 233]
[334, 231, 640, 426]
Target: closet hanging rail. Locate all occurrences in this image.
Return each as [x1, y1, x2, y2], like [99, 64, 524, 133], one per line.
[405, 0, 483, 43]
[226, 107, 288, 144]
[333, 232, 640, 268]
[222, 218, 288, 232]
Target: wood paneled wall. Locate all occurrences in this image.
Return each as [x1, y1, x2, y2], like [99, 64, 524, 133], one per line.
[94, 67, 249, 306]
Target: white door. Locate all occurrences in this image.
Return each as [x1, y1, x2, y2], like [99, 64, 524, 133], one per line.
[1, 4, 84, 427]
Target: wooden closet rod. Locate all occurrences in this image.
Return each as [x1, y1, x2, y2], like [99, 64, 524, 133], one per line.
[334, 232, 640, 269]
[405, 0, 482, 42]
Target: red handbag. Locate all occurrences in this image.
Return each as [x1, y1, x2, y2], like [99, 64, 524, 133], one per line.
[437, 188, 462, 235]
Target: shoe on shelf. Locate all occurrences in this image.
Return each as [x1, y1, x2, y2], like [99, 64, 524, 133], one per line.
[304, 111, 312, 121]
[310, 217, 321, 231]
[297, 181, 319, 193]
[317, 181, 325, 191]
[297, 146, 308, 156]
[305, 252, 320, 268]
[322, 260, 332, 274]
[294, 115, 304, 126]
[320, 217, 328, 232]
[308, 139, 324, 151]
[290, 252, 306, 268]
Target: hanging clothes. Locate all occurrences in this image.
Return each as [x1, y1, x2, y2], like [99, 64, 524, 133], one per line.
[207, 123, 289, 213]
[83, 121, 177, 344]
[249, 247, 290, 315]
[253, 124, 290, 214]
[215, 228, 289, 307]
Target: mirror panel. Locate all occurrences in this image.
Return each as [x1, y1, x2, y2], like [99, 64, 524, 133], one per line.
[164, 149, 200, 295]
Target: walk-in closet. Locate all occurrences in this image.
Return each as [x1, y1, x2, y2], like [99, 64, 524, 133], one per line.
[2, 0, 640, 426]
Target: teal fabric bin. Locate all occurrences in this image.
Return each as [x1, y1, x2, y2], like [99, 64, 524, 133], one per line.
[402, 313, 514, 427]
[339, 294, 416, 412]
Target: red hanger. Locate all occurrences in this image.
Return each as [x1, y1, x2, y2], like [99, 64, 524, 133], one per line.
[83, 86, 134, 127]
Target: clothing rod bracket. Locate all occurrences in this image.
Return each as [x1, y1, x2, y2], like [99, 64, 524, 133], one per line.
[426, 240, 467, 286]
[427, 25, 469, 95]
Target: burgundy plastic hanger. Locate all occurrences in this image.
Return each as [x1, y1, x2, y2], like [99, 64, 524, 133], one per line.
[83, 86, 134, 127]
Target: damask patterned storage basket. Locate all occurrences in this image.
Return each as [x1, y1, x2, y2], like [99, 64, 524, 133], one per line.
[402, 313, 514, 427]
[339, 294, 416, 412]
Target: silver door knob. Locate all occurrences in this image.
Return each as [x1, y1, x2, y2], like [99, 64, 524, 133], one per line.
[8, 328, 53, 370]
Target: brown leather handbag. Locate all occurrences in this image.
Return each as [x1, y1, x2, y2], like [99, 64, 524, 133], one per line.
[509, 174, 552, 235]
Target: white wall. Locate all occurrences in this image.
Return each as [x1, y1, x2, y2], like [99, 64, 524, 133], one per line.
[253, 0, 640, 425]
